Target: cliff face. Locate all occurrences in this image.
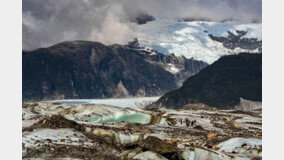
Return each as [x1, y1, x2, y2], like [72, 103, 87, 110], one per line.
[153, 53, 262, 109]
[23, 40, 207, 101]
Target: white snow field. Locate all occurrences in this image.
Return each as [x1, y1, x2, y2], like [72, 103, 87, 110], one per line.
[135, 18, 261, 64]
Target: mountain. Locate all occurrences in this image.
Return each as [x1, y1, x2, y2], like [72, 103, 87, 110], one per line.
[208, 30, 262, 51]
[23, 40, 207, 101]
[135, 19, 262, 64]
[152, 53, 262, 109]
[130, 13, 155, 25]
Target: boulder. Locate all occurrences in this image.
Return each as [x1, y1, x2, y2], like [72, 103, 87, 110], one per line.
[133, 151, 168, 160]
[137, 136, 178, 154]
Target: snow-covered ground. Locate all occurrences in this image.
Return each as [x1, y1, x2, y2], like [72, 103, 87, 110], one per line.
[54, 97, 160, 109]
[135, 18, 261, 64]
[23, 128, 93, 148]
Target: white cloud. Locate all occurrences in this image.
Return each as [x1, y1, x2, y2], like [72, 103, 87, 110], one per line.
[22, 0, 262, 50]
[90, 12, 134, 45]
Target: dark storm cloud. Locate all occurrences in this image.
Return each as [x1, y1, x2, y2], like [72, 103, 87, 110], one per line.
[22, 0, 262, 50]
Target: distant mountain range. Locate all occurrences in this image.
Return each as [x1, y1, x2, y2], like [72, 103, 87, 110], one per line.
[23, 40, 207, 101]
[152, 53, 262, 109]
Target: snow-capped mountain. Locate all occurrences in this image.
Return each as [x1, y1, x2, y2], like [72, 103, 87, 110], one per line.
[135, 17, 262, 64]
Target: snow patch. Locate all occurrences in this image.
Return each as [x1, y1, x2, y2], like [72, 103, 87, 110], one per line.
[165, 63, 180, 74]
[182, 148, 231, 160]
[217, 137, 262, 153]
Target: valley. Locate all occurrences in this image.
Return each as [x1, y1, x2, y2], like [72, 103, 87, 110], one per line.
[22, 11, 262, 160]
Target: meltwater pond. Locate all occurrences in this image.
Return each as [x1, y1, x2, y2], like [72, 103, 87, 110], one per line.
[86, 113, 151, 124]
[55, 97, 160, 108]
[50, 97, 159, 124]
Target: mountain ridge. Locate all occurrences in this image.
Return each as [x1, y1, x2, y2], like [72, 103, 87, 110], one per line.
[23, 40, 208, 101]
[151, 53, 262, 109]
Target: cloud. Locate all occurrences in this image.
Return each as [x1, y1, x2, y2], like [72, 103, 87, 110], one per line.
[90, 12, 134, 45]
[22, 0, 262, 50]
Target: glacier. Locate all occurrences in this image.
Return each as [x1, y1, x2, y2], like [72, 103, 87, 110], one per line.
[54, 96, 160, 108]
[135, 18, 262, 64]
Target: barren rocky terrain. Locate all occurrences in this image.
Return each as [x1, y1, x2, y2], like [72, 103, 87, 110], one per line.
[22, 102, 262, 159]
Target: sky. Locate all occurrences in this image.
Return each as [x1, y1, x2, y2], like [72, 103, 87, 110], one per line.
[22, 0, 262, 50]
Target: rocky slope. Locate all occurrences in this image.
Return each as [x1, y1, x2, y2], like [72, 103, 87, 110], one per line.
[23, 40, 207, 101]
[153, 53, 262, 109]
[208, 30, 262, 52]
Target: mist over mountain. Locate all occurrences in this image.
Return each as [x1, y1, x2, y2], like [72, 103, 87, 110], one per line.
[23, 0, 262, 51]
[22, 0, 262, 104]
[22, 40, 207, 101]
